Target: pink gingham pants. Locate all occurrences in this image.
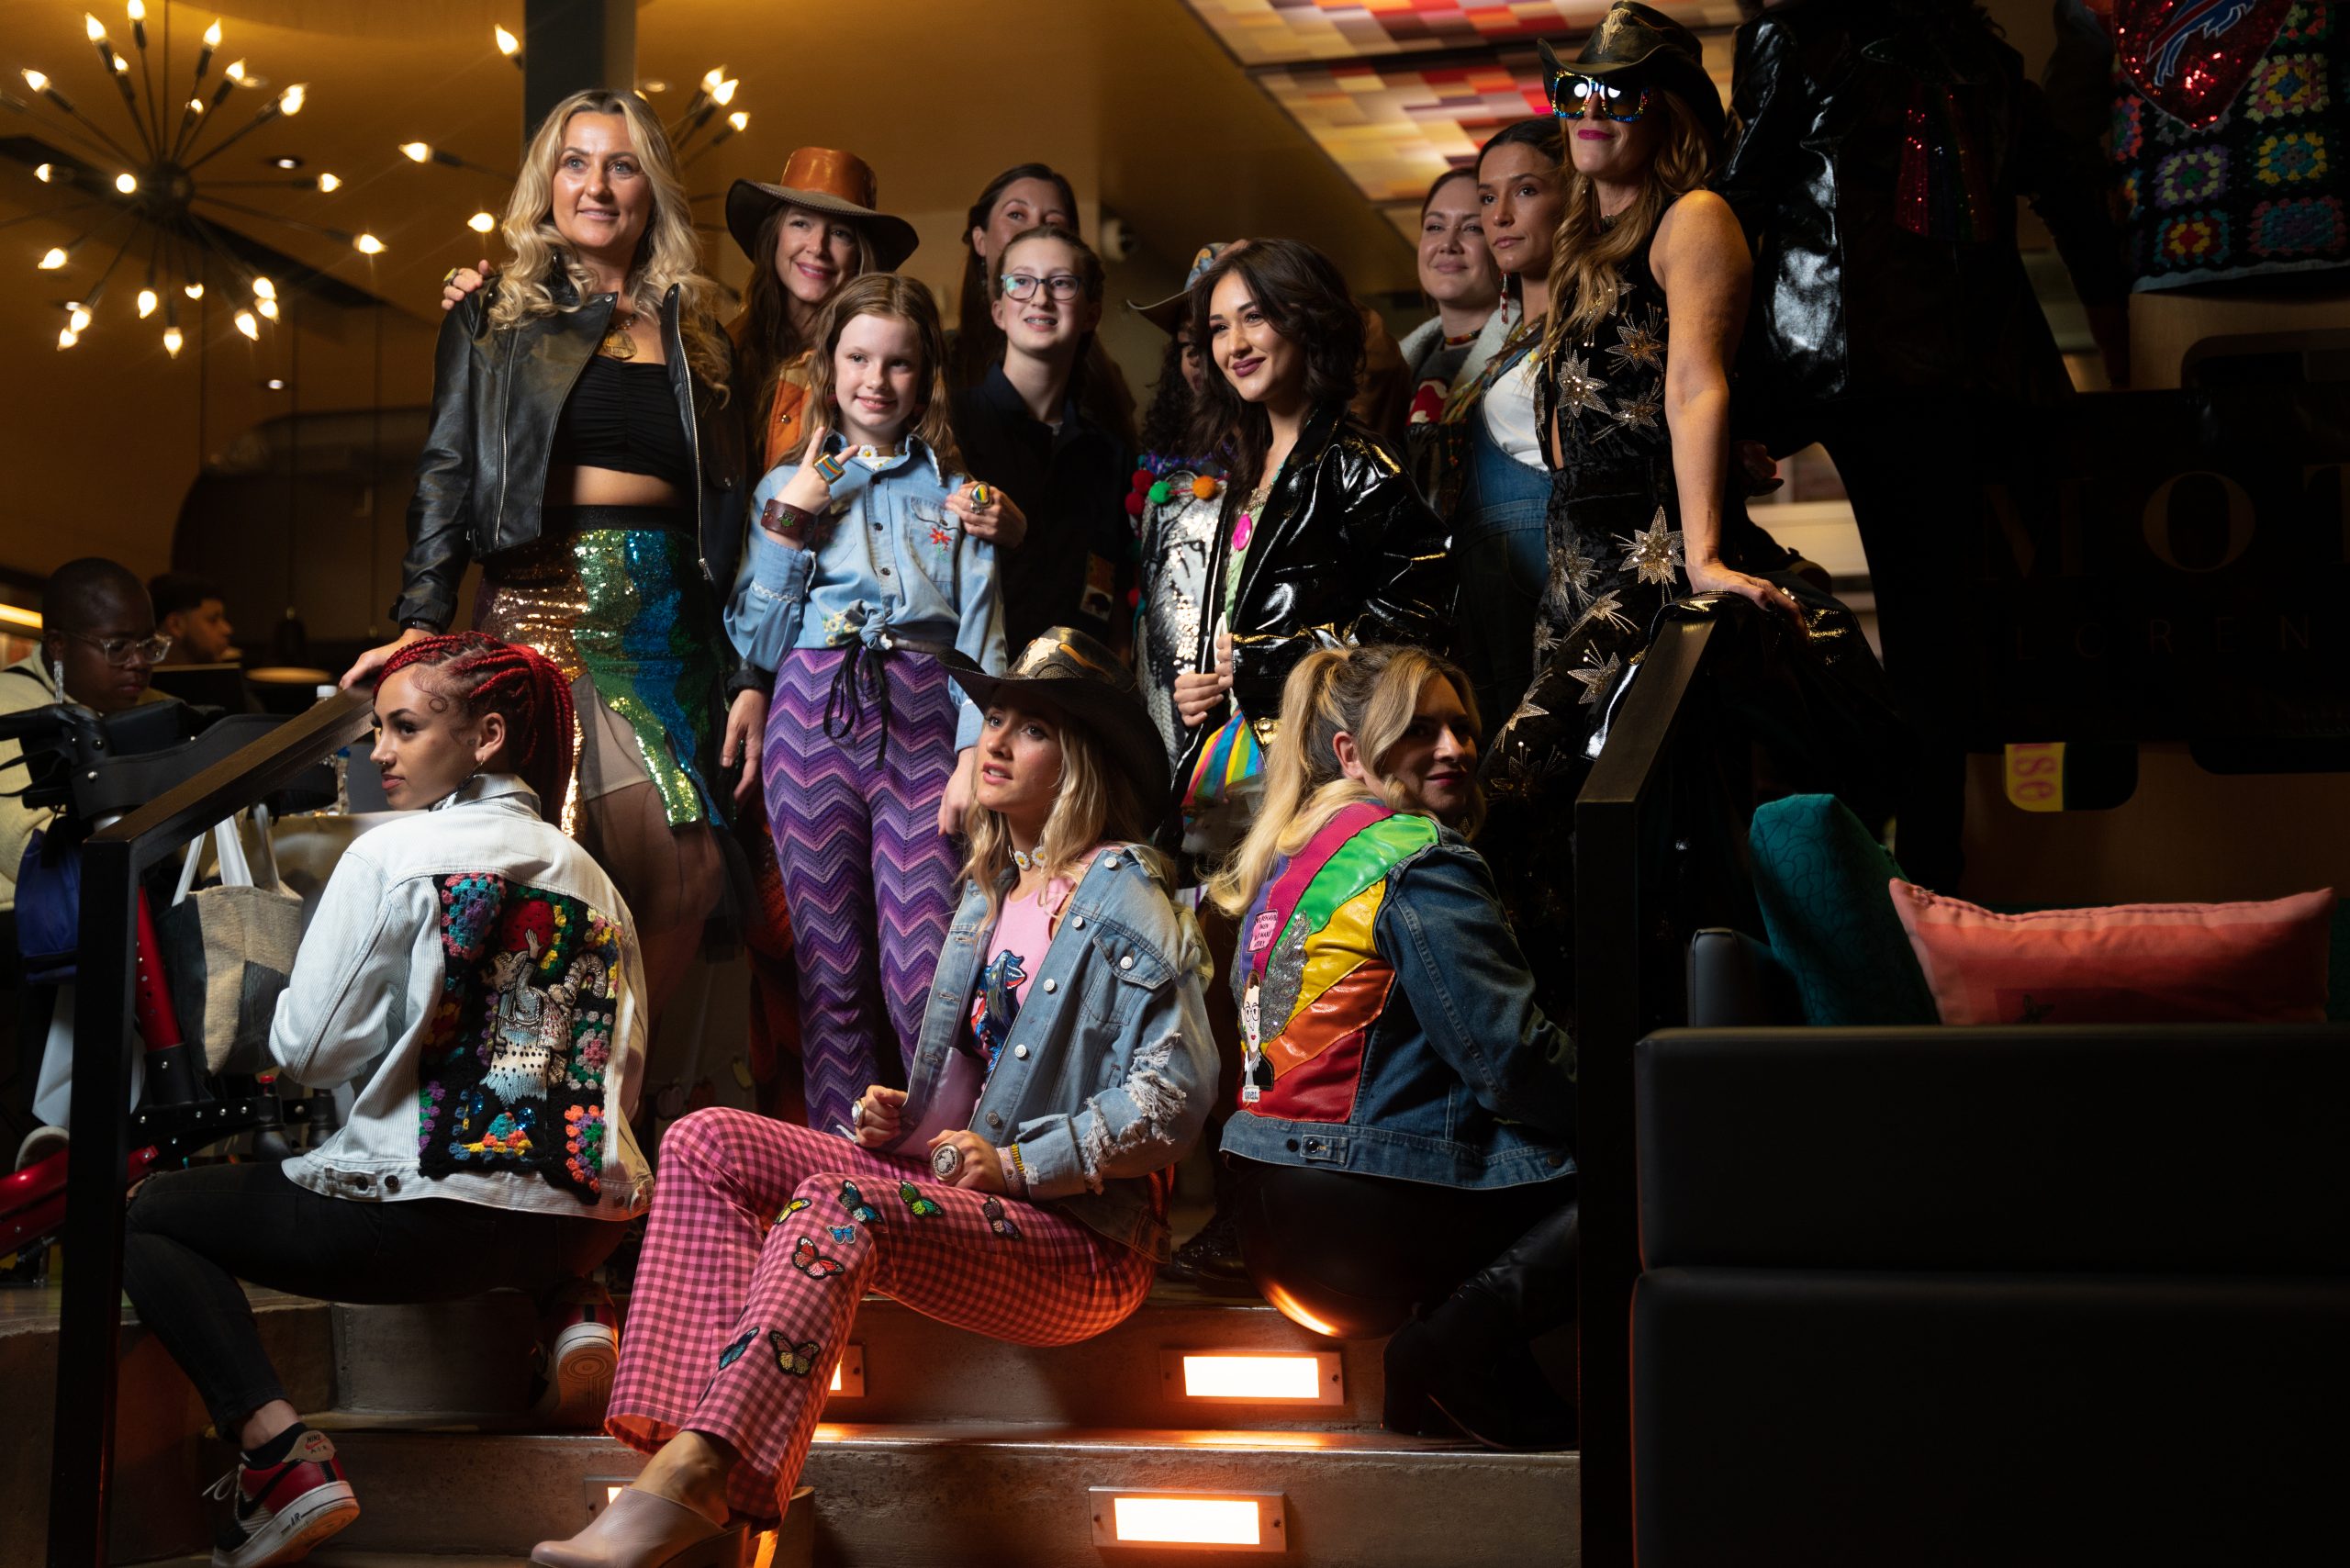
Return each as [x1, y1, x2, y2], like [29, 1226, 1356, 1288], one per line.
[606, 1108, 1155, 1521]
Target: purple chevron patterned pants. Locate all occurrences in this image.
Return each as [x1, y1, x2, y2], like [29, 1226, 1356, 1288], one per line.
[763, 648, 962, 1131]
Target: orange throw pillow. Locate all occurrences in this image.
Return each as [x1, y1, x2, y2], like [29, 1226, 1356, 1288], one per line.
[1887, 880, 2335, 1027]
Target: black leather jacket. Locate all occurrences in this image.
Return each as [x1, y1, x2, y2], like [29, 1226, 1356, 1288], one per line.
[1181, 403, 1454, 780]
[392, 274, 746, 631]
[1714, 0, 2125, 443]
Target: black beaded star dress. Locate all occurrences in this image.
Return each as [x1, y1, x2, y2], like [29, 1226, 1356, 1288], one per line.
[1480, 229, 1688, 1015]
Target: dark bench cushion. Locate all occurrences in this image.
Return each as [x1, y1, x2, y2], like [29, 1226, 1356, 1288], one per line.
[1637, 1026, 2350, 1274]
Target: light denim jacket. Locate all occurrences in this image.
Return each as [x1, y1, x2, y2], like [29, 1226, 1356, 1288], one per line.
[875, 846, 1216, 1260]
[269, 775, 652, 1220]
[725, 434, 1008, 751]
[1220, 826, 1576, 1190]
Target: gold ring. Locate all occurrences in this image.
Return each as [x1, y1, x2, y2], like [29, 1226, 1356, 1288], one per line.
[442, 267, 460, 286]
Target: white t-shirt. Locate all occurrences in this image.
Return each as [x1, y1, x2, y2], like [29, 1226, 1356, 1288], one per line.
[1482, 349, 1547, 471]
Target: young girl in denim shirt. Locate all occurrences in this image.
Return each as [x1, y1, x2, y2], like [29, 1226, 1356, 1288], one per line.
[726, 274, 1011, 1132]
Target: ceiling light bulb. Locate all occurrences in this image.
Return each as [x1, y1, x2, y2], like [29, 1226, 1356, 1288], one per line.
[639, 78, 667, 94]
[265, 377, 285, 390]
[22, 69, 50, 93]
[184, 281, 203, 298]
[399, 141, 431, 162]
[58, 327, 79, 350]
[162, 324, 183, 356]
[252, 275, 275, 299]
[712, 77, 739, 106]
[701, 66, 723, 92]
[204, 19, 222, 47]
[112, 52, 129, 73]
[129, 3, 146, 23]
[353, 232, 385, 254]
[276, 83, 305, 115]
[85, 14, 107, 43]
[187, 95, 204, 112]
[233, 308, 258, 340]
[315, 172, 340, 192]
[137, 287, 157, 317]
[495, 24, 520, 56]
[115, 172, 138, 194]
[256, 297, 278, 319]
[468, 211, 496, 233]
[33, 162, 52, 183]
[728, 111, 748, 131]
[224, 58, 247, 83]
[68, 305, 92, 332]
[37, 247, 68, 270]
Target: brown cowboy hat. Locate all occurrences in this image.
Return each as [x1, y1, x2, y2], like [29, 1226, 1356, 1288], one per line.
[1538, 1, 1725, 148]
[725, 147, 920, 273]
[949, 628, 1171, 809]
[1128, 241, 1232, 336]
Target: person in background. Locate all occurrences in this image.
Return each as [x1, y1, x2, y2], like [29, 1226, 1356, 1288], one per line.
[1398, 167, 1506, 501]
[1714, 0, 2131, 887]
[123, 633, 652, 1567]
[1445, 118, 1569, 724]
[951, 225, 1133, 652]
[149, 571, 237, 665]
[728, 274, 1009, 1136]
[1126, 243, 1237, 767]
[1160, 237, 1455, 1292]
[1211, 644, 1578, 1450]
[348, 88, 746, 1035]
[5, 557, 173, 1159]
[538, 633, 1211, 1564]
[946, 162, 1139, 451]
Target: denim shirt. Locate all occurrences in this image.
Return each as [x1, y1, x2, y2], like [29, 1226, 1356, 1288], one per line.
[874, 845, 1216, 1260]
[725, 433, 1008, 751]
[1220, 826, 1577, 1189]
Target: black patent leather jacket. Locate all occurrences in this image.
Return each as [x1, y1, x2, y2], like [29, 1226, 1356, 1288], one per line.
[1180, 403, 1454, 780]
[392, 273, 746, 632]
[1714, 0, 2125, 444]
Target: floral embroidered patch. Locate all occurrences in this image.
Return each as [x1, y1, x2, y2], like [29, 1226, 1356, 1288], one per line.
[416, 873, 624, 1202]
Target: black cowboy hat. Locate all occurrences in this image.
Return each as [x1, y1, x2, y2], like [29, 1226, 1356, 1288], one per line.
[949, 628, 1172, 810]
[1538, 1, 1725, 148]
[1128, 241, 1231, 336]
[725, 146, 920, 274]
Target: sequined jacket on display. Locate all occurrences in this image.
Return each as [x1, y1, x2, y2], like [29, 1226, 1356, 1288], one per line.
[393, 273, 747, 634]
[1714, 0, 2126, 442]
[872, 846, 1218, 1260]
[1181, 404, 1454, 783]
[1219, 802, 1574, 1190]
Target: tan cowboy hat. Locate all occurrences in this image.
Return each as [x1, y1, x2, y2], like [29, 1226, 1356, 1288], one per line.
[725, 147, 920, 273]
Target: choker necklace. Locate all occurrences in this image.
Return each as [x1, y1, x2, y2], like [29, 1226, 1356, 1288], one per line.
[1012, 846, 1042, 872]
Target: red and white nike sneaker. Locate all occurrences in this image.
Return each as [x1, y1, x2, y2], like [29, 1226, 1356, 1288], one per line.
[206, 1427, 360, 1568]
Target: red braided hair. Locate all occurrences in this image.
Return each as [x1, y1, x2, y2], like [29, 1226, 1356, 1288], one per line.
[379, 633, 576, 815]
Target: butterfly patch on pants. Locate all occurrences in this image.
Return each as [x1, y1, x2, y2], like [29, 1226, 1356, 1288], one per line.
[792, 1235, 847, 1279]
[776, 1195, 811, 1225]
[838, 1180, 881, 1225]
[769, 1331, 821, 1377]
[899, 1181, 943, 1216]
[716, 1328, 757, 1370]
[982, 1196, 1021, 1238]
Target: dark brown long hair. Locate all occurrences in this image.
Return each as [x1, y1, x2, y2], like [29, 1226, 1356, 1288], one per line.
[733, 201, 877, 414]
[1183, 239, 1365, 499]
[947, 162, 1079, 392]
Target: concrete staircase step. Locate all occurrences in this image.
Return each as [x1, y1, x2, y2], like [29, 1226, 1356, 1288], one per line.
[332, 1281, 1391, 1428]
[314, 1420, 1577, 1567]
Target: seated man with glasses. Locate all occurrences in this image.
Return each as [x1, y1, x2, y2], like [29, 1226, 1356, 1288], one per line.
[3, 556, 175, 1160]
[949, 224, 1134, 653]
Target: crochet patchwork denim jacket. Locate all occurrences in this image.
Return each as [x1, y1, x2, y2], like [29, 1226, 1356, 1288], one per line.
[272, 774, 651, 1220]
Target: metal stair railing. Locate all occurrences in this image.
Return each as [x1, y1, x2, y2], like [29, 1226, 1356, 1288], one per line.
[46, 689, 374, 1568]
[1572, 615, 1720, 1568]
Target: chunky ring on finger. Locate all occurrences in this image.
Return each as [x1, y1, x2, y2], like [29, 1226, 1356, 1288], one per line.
[442, 267, 461, 286]
[850, 1099, 865, 1129]
[931, 1141, 965, 1179]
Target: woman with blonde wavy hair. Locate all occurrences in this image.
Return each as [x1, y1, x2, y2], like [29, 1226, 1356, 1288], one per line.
[1207, 642, 1579, 1451]
[344, 87, 750, 1026]
[536, 629, 1214, 1562]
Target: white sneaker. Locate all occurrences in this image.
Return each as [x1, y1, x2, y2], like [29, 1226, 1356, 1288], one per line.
[14, 1125, 67, 1171]
[540, 1314, 620, 1428]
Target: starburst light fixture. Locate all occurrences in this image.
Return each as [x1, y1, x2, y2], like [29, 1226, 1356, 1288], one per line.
[4, 5, 383, 353]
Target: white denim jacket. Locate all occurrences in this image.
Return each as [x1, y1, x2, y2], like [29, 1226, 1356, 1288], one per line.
[272, 774, 650, 1221]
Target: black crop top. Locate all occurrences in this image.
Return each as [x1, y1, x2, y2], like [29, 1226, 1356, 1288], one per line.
[549, 355, 693, 490]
